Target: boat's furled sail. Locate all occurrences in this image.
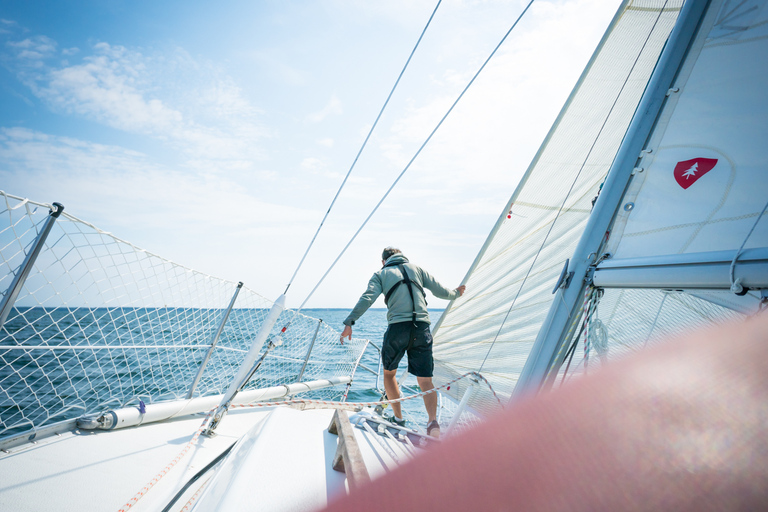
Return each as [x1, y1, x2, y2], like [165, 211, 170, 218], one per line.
[431, 0, 688, 415]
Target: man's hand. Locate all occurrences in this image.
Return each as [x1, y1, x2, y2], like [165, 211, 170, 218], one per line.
[457, 285, 466, 296]
[341, 325, 352, 345]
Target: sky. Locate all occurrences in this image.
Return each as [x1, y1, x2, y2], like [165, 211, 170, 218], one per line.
[0, 0, 619, 309]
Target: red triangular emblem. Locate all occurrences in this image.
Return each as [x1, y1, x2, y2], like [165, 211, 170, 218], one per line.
[673, 157, 718, 189]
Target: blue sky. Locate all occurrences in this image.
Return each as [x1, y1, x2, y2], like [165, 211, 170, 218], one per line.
[0, 0, 617, 308]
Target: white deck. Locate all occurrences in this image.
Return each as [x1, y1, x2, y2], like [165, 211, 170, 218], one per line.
[0, 405, 423, 512]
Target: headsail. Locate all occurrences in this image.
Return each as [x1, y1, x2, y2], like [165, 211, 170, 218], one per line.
[431, 0, 688, 416]
[453, 0, 766, 411]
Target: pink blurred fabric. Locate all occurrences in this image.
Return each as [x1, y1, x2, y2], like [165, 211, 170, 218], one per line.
[325, 313, 768, 511]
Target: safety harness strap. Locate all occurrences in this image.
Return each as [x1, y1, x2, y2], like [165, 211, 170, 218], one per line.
[383, 264, 424, 324]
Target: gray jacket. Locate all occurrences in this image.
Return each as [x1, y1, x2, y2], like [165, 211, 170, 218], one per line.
[343, 254, 460, 326]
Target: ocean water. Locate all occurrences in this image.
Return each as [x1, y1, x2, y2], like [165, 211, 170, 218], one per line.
[0, 307, 443, 436]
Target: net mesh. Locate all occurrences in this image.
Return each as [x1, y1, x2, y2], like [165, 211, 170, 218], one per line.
[0, 191, 366, 439]
[432, 1, 690, 416]
[551, 287, 744, 386]
[436, 391, 484, 438]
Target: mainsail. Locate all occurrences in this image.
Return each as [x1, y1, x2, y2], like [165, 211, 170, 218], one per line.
[597, 0, 768, 303]
[431, 0, 765, 417]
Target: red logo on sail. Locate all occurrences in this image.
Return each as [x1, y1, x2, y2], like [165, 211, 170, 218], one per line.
[673, 158, 718, 189]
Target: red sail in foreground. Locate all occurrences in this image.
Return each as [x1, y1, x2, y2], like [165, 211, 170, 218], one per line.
[673, 157, 718, 189]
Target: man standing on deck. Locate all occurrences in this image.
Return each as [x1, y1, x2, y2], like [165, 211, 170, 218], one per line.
[340, 247, 465, 438]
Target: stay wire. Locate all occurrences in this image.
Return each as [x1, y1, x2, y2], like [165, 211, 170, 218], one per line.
[478, 0, 671, 372]
[299, 0, 537, 311]
[283, 0, 443, 296]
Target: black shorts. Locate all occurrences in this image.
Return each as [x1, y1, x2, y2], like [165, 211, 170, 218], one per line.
[381, 321, 434, 377]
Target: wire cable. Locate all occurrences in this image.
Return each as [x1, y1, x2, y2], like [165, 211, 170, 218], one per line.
[284, 0, 444, 295]
[730, 198, 768, 293]
[299, 0, 537, 310]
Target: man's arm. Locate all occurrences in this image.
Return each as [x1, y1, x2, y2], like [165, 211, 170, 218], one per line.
[340, 274, 383, 343]
[419, 267, 465, 300]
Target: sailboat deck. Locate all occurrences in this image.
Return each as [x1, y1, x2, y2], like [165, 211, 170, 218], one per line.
[0, 406, 420, 512]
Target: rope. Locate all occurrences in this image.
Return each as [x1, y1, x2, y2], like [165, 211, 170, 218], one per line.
[730, 198, 768, 294]
[116, 371, 499, 511]
[117, 410, 215, 512]
[582, 288, 603, 374]
[478, 0, 671, 372]
[559, 288, 596, 384]
[231, 371, 505, 411]
[298, 0, 537, 311]
[283, 0, 443, 296]
[362, 420, 400, 462]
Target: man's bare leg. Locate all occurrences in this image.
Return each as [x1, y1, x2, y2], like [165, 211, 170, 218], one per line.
[417, 376, 437, 423]
[383, 369, 402, 419]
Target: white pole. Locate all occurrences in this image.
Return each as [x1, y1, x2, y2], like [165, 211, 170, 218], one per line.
[205, 294, 286, 434]
[0, 202, 64, 327]
[446, 379, 476, 435]
[77, 376, 350, 430]
[186, 281, 244, 399]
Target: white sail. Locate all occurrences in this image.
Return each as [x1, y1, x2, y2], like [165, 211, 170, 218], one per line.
[431, 0, 686, 415]
[597, 0, 768, 301]
[513, 0, 761, 399]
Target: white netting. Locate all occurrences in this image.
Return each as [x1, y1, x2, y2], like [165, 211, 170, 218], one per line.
[551, 287, 744, 386]
[432, 0, 685, 416]
[0, 191, 367, 439]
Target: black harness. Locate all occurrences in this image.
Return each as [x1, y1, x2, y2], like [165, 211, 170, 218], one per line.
[382, 262, 425, 325]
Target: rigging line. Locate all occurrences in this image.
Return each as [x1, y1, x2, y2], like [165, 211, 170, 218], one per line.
[559, 290, 594, 383]
[283, 0, 443, 295]
[478, 0, 672, 372]
[729, 197, 768, 290]
[298, 0, 537, 311]
[642, 291, 668, 349]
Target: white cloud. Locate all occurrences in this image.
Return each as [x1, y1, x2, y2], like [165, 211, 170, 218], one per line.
[6, 36, 57, 64]
[301, 157, 324, 171]
[43, 53, 184, 132]
[0, 127, 318, 290]
[2, 34, 268, 170]
[317, 137, 334, 147]
[0, 127, 302, 223]
[305, 95, 342, 123]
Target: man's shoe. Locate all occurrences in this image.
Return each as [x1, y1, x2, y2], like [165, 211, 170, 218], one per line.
[426, 419, 441, 439]
[386, 415, 406, 427]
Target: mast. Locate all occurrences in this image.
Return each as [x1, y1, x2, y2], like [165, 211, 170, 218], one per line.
[513, 0, 712, 398]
